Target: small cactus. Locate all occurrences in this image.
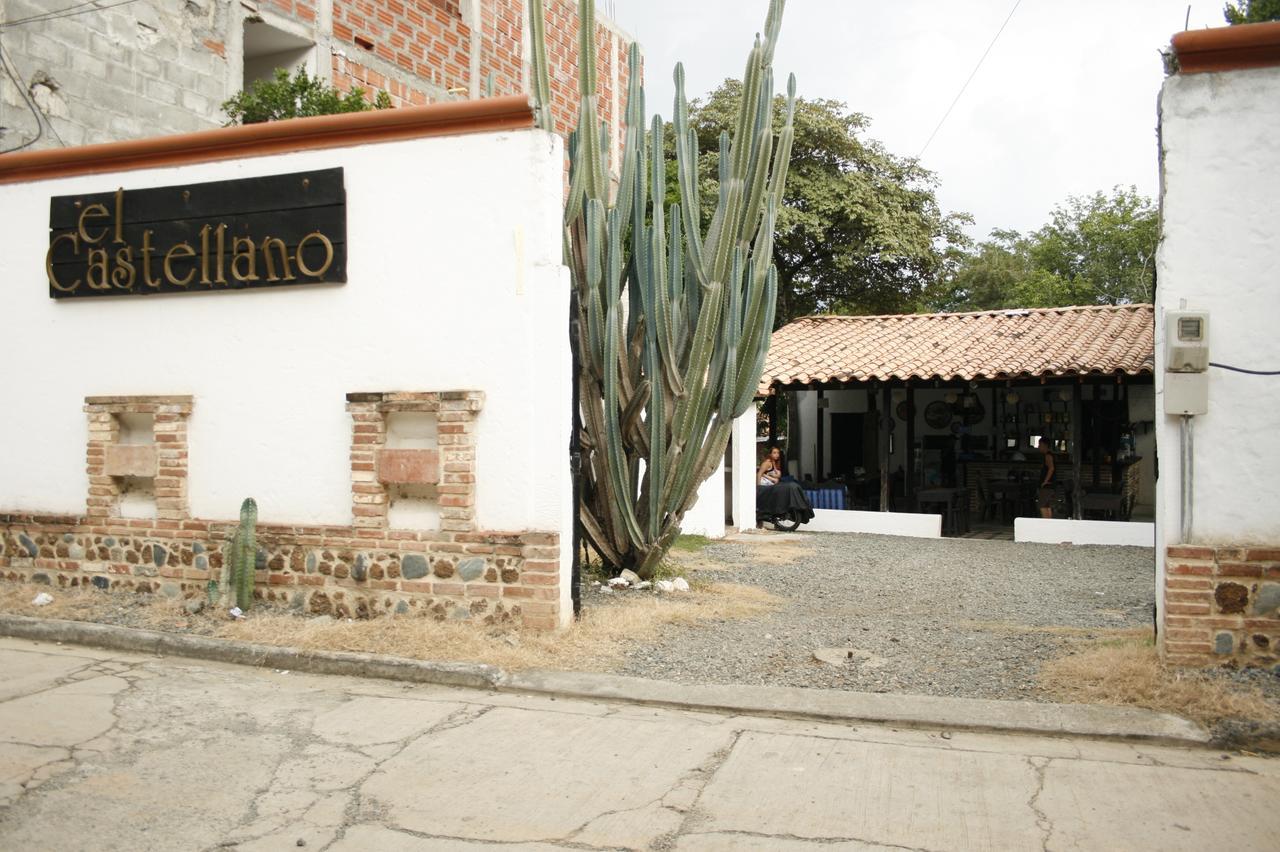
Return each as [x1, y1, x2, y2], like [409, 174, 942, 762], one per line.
[220, 498, 258, 611]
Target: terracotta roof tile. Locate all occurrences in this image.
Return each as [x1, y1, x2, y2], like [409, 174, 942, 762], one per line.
[760, 304, 1155, 393]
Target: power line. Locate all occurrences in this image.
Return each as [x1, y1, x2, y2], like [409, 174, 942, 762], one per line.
[0, 0, 144, 30]
[0, 38, 43, 153]
[0, 39, 66, 147]
[1210, 362, 1280, 376]
[917, 0, 1025, 159]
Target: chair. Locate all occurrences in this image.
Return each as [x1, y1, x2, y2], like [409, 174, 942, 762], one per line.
[950, 488, 972, 535]
[986, 479, 1017, 523]
[975, 478, 993, 522]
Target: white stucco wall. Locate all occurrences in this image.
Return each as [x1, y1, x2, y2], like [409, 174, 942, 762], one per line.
[0, 131, 571, 556]
[681, 459, 727, 539]
[805, 509, 941, 538]
[1156, 66, 1280, 551]
[1015, 518, 1154, 548]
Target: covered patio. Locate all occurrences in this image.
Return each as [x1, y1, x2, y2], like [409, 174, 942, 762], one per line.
[754, 305, 1156, 539]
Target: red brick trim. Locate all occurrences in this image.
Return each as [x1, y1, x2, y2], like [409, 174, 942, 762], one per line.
[1172, 21, 1280, 74]
[0, 95, 535, 186]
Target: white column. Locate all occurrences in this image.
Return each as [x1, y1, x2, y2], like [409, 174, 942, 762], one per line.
[681, 459, 727, 539]
[732, 409, 757, 532]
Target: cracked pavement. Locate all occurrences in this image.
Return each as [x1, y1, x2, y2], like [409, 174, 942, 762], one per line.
[0, 637, 1277, 851]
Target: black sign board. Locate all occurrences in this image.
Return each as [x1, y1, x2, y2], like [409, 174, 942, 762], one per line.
[47, 168, 347, 299]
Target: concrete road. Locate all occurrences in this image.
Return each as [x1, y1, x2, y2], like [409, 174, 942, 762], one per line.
[0, 637, 1276, 851]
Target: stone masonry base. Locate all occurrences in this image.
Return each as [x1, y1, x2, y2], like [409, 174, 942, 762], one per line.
[1164, 543, 1280, 668]
[0, 514, 562, 630]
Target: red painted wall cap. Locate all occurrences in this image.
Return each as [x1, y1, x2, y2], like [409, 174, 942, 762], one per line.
[1172, 20, 1280, 74]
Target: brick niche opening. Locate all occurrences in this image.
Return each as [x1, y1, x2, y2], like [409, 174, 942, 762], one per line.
[383, 411, 440, 529]
[346, 391, 481, 532]
[85, 396, 192, 521]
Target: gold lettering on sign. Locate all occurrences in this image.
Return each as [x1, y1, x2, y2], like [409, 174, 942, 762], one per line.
[46, 232, 80, 292]
[231, 236, 259, 282]
[77, 203, 110, 244]
[215, 223, 228, 284]
[140, 229, 161, 288]
[260, 236, 295, 282]
[163, 242, 196, 286]
[113, 187, 125, 245]
[295, 230, 335, 278]
[112, 246, 136, 289]
[86, 248, 110, 290]
[199, 224, 212, 285]
[50, 175, 343, 296]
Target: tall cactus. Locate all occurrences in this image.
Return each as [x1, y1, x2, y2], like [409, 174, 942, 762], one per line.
[531, 0, 796, 578]
[218, 497, 258, 611]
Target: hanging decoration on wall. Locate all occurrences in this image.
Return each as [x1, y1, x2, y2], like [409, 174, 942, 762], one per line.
[924, 400, 952, 428]
[962, 394, 985, 425]
[46, 168, 347, 299]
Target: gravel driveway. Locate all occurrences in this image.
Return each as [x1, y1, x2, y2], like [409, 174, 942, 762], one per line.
[602, 531, 1156, 702]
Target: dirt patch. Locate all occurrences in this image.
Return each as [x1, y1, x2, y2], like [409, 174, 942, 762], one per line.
[0, 580, 780, 673]
[667, 533, 815, 573]
[1040, 636, 1280, 731]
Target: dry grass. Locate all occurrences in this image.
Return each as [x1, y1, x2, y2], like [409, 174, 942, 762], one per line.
[0, 584, 192, 632]
[1040, 636, 1280, 726]
[0, 580, 782, 673]
[220, 581, 782, 671]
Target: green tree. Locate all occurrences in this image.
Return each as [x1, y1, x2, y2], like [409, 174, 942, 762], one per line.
[1224, 0, 1280, 23]
[923, 228, 1033, 312]
[929, 187, 1158, 311]
[683, 81, 969, 325]
[222, 67, 391, 125]
[1025, 187, 1158, 305]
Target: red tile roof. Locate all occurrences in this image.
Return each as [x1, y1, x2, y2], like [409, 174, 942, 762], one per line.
[760, 304, 1154, 393]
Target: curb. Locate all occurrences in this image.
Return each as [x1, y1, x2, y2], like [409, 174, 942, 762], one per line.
[501, 671, 1213, 748]
[0, 615, 1213, 748]
[0, 614, 503, 690]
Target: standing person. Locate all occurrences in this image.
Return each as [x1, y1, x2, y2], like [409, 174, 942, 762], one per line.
[1037, 439, 1056, 519]
[758, 445, 783, 487]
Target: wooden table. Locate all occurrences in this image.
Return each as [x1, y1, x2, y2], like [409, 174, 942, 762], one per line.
[916, 487, 970, 535]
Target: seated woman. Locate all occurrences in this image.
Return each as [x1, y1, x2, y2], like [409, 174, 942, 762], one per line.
[758, 445, 783, 486]
[755, 446, 814, 528]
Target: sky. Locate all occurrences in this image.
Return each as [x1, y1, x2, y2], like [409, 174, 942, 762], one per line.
[608, 0, 1226, 242]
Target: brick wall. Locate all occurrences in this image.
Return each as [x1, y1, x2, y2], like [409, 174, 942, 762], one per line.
[0, 515, 561, 629]
[2, 0, 632, 157]
[331, 0, 470, 96]
[328, 0, 632, 141]
[1163, 544, 1280, 667]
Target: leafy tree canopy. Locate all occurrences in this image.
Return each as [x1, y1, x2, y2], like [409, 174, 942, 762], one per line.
[679, 80, 970, 325]
[222, 67, 391, 125]
[1224, 0, 1280, 24]
[925, 186, 1158, 312]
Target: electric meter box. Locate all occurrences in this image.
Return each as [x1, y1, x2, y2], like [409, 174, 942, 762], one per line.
[1164, 310, 1209, 415]
[1166, 311, 1210, 372]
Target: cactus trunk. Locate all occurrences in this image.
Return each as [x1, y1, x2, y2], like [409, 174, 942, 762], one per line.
[531, 0, 794, 579]
[229, 497, 257, 611]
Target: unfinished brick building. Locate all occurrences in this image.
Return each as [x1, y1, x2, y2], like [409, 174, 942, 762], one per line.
[0, 0, 633, 154]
